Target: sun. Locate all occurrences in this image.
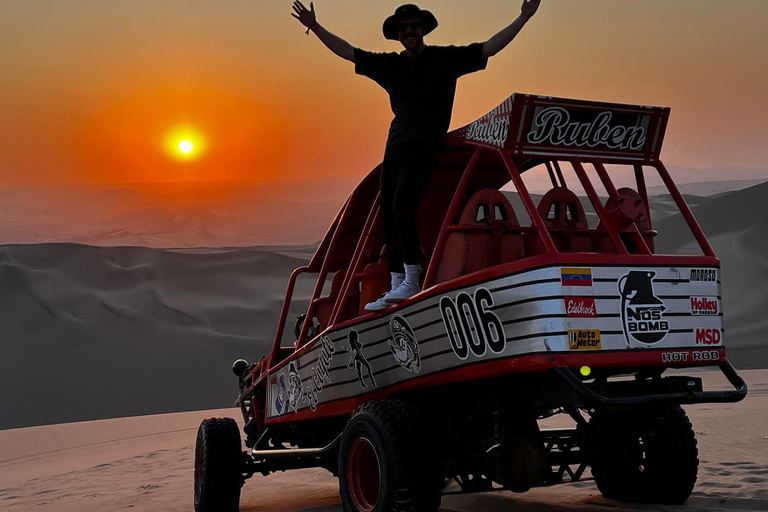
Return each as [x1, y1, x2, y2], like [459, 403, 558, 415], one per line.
[165, 126, 206, 161]
[179, 140, 194, 154]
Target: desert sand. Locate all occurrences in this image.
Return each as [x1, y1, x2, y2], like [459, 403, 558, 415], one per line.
[0, 369, 765, 512]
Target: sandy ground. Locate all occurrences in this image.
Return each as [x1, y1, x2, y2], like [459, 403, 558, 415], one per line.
[1, 369, 766, 512]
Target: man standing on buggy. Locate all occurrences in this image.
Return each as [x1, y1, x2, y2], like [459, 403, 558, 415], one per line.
[292, 1, 542, 311]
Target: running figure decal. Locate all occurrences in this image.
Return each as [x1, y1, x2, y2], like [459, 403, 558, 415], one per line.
[344, 329, 377, 388]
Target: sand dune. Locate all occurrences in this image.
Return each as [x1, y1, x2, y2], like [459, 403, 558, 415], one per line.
[657, 181, 768, 369]
[0, 369, 765, 512]
[0, 243, 315, 430]
[647, 178, 768, 197]
[2, 179, 767, 430]
[3, 177, 768, 429]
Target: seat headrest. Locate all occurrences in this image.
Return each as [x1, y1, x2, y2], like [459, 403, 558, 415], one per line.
[602, 187, 650, 229]
[459, 188, 519, 226]
[537, 187, 588, 228]
[330, 270, 346, 294]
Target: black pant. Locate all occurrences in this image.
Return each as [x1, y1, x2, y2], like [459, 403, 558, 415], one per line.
[381, 141, 441, 273]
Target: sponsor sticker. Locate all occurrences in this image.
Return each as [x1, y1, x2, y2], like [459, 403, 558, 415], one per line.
[695, 328, 722, 345]
[618, 270, 669, 346]
[568, 329, 601, 350]
[286, 361, 304, 413]
[690, 268, 718, 284]
[466, 112, 511, 147]
[691, 296, 718, 316]
[693, 350, 720, 362]
[661, 351, 689, 363]
[526, 107, 649, 151]
[564, 297, 597, 317]
[305, 335, 336, 412]
[561, 268, 593, 287]
[274, 373, 286, 415]
[343, 329, 376, 388]
[664, 350, 720, 363]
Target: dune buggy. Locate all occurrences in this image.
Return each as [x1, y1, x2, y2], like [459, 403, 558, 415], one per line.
[194, 93, 747, 512]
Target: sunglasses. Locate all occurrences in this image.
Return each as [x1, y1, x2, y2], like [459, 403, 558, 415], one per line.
[396, 21, 422, 32]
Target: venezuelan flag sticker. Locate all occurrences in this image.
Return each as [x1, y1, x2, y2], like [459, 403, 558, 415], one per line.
[561, 267, 593, 287]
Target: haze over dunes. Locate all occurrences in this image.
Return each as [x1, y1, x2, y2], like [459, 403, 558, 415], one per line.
[0, 244, 317, 430]
[0, 179, 354, 247]
[0, 169, 764, 248]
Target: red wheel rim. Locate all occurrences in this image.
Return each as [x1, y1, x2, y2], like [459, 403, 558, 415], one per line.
[347, 437, 381, 512]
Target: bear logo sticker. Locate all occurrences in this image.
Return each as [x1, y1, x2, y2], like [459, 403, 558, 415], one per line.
[387, 315, 421, 373]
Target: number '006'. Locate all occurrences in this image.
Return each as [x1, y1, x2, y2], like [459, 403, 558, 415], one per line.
[440, 288, 505, 359]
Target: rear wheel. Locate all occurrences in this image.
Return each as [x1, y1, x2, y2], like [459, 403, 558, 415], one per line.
[338, 400, 442, 512]
[589, 405, 699, 505]
[194, 417, 244, 512]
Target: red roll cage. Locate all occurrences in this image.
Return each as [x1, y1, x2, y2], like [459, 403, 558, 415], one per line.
[267, 93, 715, 369]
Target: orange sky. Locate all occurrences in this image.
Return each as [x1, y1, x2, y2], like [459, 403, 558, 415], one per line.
[1, 0, 767, 185]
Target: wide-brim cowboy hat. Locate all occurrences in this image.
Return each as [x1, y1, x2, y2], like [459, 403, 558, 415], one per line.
[382, 4, 438, 40]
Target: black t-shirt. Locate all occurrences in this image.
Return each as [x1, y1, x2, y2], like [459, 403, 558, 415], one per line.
[354, 43, 488, 146]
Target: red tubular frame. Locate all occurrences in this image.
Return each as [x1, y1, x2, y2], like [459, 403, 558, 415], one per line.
[655, 161, 715, 257]
[265, 96, 719, 374]
[592, 159, 651, 255]
[634, 164, 652, 230]
[269, 155, 715, 369]
[245, 94, 745, 435]
[297, 199, 355, 347]
[499, 150, 558, 254]
[328, 199, 381, 326]
[268, 265, 308, 368]
[570, 160, 627, 254]
[423, 148, 483, 289]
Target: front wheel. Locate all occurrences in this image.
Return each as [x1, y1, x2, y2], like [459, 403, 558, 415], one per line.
[194, 417, 244, 512]
[588, 405, 699, 505]
[338, 400, 442, 512]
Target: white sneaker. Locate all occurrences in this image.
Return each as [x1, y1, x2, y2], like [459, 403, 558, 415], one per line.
[365, 294, 393, 312]
[384, 280, 421, 303]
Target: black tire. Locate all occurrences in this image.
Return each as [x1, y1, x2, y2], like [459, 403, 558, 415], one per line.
[338, 400, 442, 512]
[194, 417, 244, 512]
[588, 405, 699, 505]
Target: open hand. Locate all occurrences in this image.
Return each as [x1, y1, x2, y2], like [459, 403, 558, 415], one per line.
[521, 0, 541, 20]
[291, 1, 316, 28]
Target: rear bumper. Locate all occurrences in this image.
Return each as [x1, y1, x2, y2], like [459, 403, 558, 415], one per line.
[554, 359, 748, 408]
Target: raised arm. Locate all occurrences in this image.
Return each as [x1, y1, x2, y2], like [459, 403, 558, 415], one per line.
[292, 1, 355, 63]
[482, 0, 541, 58]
